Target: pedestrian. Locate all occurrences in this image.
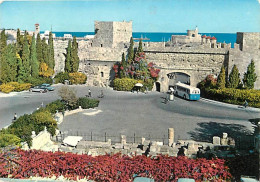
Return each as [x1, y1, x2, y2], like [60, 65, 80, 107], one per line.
[243, 100, 248, 108]
[88, 89, 91, 97]
[13, 113, 17, 120]
[145, 87, 148, 94]
[41, 102, 44, 107]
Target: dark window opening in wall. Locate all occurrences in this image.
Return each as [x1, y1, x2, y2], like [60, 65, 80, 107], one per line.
[101, 44, 103, 47]
[91, 43, 92, 47]
[124, 44, 128, 48]
[95, 28, 99, 34]
[211, 44, 214, 48]
[221, 43, 224, 48]
[101, 72, 104, 77]
[88, 63, 91, 65]
[105, 65, 107, 66]
[192, 34, 195, 37]
[144, 44, 145, 46]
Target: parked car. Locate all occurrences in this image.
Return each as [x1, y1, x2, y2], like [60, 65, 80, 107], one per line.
[30, 85, 47, 93]
[40, 83, 55, 91]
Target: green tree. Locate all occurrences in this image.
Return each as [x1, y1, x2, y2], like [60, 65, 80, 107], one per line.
[64, 40, 72, 73]
[228, 64, 241, 88]
[36, 33, 43, 63]
[16, 29, 23, 56]
[42, 38, 48, 64]
[217, 65, 226, 89]
[30, 34, 39, 78]
[0, 47, 10, 83]
[71, 36, 79, 72]
[48, 32, 55, 69]
[17, 55, 26, 83]
[0, 133, 21, 147]
[19, 34, 31, 82]
[137, 39, 143, 53]
[0, 29, 7, 53]
[58, 86, 78, 108]
[127, 37, 134, 64]
[243, 59, 257, 89]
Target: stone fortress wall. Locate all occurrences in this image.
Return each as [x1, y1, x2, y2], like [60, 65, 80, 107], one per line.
[7, 21, 258, 91]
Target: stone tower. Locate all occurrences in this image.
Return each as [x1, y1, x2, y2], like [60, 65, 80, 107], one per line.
[92, 21, 132, 48]
[35, 23, 40, 35]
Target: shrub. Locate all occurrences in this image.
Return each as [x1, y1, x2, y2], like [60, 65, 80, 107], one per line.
[15, 83, 32, 92]
[69, 72, 87, 84]
[28, 77, 52, 87]
[45, 100, 66, 114]
[77, 97, 100, 109]
[114, 78, 143, 91]
[0, 133, 21, 147]
[141, 79, 154, 91]
[202, 88, 260, 108]
[0, 84, 15, 93]
[54, 72, 70, 84]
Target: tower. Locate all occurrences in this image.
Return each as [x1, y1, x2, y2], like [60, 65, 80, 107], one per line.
[35, 23, 40, 35]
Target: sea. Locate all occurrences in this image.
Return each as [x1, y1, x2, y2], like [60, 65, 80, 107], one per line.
[52, 32, 237, 48]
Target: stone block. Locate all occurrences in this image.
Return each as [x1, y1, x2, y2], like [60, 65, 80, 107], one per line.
[223, 133, 228, 139]
[221, 138, 228, 145]
[213, 136, 221, 145]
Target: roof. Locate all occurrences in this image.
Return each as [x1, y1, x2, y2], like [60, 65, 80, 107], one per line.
[202, 35, 207, 38]
[35, 23, 39, 26]
[211, 36, 216, 40]
[206, 36, 211, 39]
[175, 82, 200, 90]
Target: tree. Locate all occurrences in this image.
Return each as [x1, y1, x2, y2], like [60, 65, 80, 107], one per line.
[16, 29, 23, 56]
[217, 65, 226, 89]
[48, 32, 55, 69]
[0, 29, 7, 53]
[58, 86, 78, 108]
[64, 40, 72, 73]
[71, 36, 79, 72]
[243, 59, 257, 89]
[228, 64, 241, 88]
[0, 133, 21, 147]
[36, 33, 43, 63]
[30, 34, 39, 78]
[42, 38, 48, 65]
[20, 33, 31, 81]
[127, 37, 134, 64]
[137, 39, 143, 53]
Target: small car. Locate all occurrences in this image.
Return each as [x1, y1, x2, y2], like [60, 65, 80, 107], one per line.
[40, 83, 55, 91]
[30, 86, 47, 93]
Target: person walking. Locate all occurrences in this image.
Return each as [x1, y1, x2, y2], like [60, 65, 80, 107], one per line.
[243, 100, 248, 108]
[88, 89, 92, 97]
[13, 113, 17, 120]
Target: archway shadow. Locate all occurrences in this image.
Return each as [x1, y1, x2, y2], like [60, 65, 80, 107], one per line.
[188, 121, 253, 143]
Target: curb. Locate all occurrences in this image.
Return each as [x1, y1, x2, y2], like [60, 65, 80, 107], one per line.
[200, 97, 260, 112]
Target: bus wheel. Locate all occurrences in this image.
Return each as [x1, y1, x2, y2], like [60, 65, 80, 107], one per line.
[183, 95, 186, 99]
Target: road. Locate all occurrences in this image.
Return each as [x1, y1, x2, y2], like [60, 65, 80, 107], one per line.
[0, 85, 259, 142]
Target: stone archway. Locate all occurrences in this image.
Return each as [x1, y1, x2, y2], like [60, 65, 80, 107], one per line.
[167, 72, 190, 88]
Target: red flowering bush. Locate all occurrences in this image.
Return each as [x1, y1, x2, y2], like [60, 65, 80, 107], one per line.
[0, 149, 233, 181]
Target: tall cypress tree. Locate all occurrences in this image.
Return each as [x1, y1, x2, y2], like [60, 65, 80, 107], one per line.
[42, 38, 48, 64]
[243, 59, 257, 89]
[64, 40, 72, 73]
[217, 65, 226, 89]
[48, 32, 55, 69]
[21, 33, 30, 81]
[0, 29, 7, 53]
[36, 33, 43, 63]
[137, 39, 143, 53]
[228, 64, 240, 88]
[30, 34, 39, 78]
[127, 37, 134, 64]
[16, 29, 23, 55]
[8, 44, 18, 82]
[71, 36, 79, 72]
[0, 46, 10, 83]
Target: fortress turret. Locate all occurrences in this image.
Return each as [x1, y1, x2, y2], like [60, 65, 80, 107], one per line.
[201, 35, 207, 43]
[35, 23, 40, 35]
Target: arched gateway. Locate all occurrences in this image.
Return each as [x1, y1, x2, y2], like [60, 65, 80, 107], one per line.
[167, 72, 190, 89]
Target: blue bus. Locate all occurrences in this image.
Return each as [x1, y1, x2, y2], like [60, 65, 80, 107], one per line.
[173, 82, 200, 101]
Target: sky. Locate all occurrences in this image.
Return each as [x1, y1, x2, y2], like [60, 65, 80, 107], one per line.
[0, 0, 259, 33]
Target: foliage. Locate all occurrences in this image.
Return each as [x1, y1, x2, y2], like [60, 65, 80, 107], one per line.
[36, 33, 43, 63]
[217, 65, 226, 89]
[27, 76, 52, 87]
[76, 97, 99, 109]
[71, 36, 80, 72]
[201, 88, 260, 108]
[64, 40, 72, 73]
[0, 82, 31, 93]
[5, 110, 57, 147]
[69, 72, 87, 84]
[39, 62, 54, 78]
[0, 149, 232, 181]
[0, 133, 21, 148]
[228, 64, 241, 89]
[127, 37, 134, 64]
[0, 30, 7, 53]
[47, 32, 55, 69]
[197, 74, 217, 90]
[58, 86, 78, 108]
[0, 84, 15, 93]
[113, 78, 143, 91]
[21, 32, 31, 81]
[137, 39, 143, 53]
[54, 72, 70, 84]
[243, 59, 257, 89]
[45, 100, 66, 114]
[30, 34, 39, 78]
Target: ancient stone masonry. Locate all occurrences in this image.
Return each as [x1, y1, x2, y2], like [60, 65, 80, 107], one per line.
[50, 22, 260, 90]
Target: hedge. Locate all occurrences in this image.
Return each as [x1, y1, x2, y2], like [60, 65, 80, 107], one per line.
[76, 97, 100, 109]
[0, 82, 32, 93]
[69, 72, 87, 84]
[202, 88, 260, 108]
[113, 78, 144, 91]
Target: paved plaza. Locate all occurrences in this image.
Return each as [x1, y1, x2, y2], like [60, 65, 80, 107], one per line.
[0, 85, 259, 143]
